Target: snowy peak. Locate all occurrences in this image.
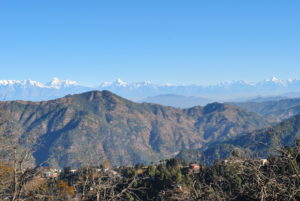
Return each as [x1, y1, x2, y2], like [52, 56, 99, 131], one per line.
[0, 80, 23, 86]
[265, 77, 281, 82]
[114, 78, 128, 87]
[47, 78, 79, 89]
[23, 80, 46, 88]
[0, 78, 85, 101]
[99, 79, 128, 87]
[100, 79, 153, 88]
[263, 77, 285, 85]
[0, 80, 46, 88]
[0, 78, 79, 89]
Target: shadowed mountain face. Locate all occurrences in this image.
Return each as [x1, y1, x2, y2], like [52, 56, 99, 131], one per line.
[0, 91, 270, 168]
[177, 115, 300, 165]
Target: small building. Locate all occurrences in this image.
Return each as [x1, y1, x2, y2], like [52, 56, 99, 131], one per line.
[42, 167, 61, 178]
[223, 158, 244, 165]
[70, 169, 77, 173]
[260, 159, 268, 166]
[44, 171, 59, 178]
[108, 169, 121, 177]
[189, 163, 200, 173]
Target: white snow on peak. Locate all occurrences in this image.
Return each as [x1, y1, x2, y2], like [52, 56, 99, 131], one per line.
[47, 78, 79, 89]
[271, 77, 280, 82]
[287, 78, 298, 83]
[0, 80, 21, 86]
[100, 80, 154, 88]
[114, 78, 128, 87]
[1, 77, 300, 91]
[0, 80, 46, 88]
[96, 77, 300, 89]
[2, 76, 300, 102]
[264, 77, 284, 84]
[24, 80, 46, 88]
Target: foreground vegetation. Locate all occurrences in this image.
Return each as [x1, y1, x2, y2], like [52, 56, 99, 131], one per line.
[1, 142, 300, 201]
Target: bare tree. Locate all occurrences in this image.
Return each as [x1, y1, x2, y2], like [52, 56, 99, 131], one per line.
[0, 130, 42, 201]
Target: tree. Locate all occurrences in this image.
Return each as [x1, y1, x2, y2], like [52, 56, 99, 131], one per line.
[0, 131, 41, 201]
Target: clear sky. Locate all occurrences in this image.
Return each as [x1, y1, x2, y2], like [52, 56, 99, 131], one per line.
[0, 0, 299, 86]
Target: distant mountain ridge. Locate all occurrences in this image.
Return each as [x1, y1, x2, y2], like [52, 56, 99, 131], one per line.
[0, 90, 270, 168]
[231, 98, 300, 122]
[142, 94, 213, 108]
[1, 77, 300, 101]
[0, 78, 90, 101]
[0, 78, 79, 89]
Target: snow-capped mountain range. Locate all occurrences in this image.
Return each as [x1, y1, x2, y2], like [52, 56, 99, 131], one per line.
[1, 77, 300, 102]
[0, 78, 79, 89]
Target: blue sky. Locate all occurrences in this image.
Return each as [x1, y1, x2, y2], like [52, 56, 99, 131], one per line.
[0, 0, 299, 86]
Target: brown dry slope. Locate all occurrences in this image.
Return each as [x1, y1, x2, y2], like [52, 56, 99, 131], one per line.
[0, 90, 269, 168]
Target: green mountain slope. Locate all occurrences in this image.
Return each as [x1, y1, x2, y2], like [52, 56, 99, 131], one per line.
[0, 90, 270, 168]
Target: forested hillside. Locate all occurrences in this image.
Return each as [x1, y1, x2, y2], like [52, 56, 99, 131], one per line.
[0, 90, 269, 168]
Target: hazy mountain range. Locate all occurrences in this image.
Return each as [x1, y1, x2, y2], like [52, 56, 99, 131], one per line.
[231, 98, 300, 122]
[142, 94, 213, 107]
[1, 77, 300, 102]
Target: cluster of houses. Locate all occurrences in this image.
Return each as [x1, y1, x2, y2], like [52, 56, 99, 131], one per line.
[186, 158, 269, 174]
[42, 167, 121, 179]
[40, 158, 268, 180]
[43, 168, 62, 178]
[43, 168, 78, 178]
[223, 158, 269, 166]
